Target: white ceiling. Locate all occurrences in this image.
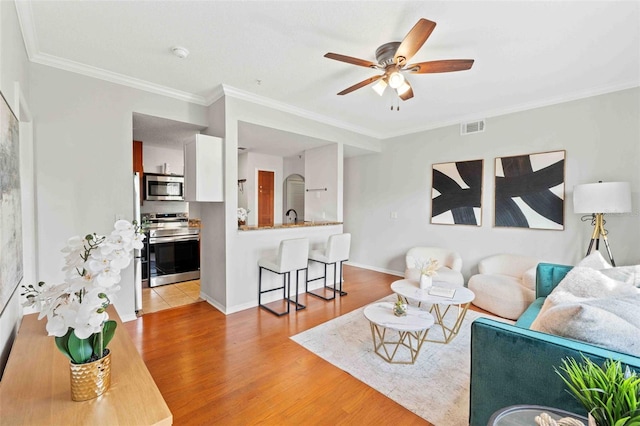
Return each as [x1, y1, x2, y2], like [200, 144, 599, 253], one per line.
[132, 112, 341, 157]
[133, 113, 206, 148]
[16, 1, 640, 146]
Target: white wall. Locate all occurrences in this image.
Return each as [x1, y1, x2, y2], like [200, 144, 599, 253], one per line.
[283, 154, 304, 178]
[305, 144, 341, 222]
[0, 0, 33, 377]
[345, 88, 640, 281]
[237, 151, 248, 211]
[142, 144, 184, 175]
[199, 97, 227, 309]
[198, 94, 379, 312]
[29, 64, 209, 321]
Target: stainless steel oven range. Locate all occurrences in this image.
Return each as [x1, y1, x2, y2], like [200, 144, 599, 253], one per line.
[142, 212, 200, 287]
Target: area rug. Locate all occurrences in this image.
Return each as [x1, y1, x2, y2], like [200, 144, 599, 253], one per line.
[290, 294, 508, 425]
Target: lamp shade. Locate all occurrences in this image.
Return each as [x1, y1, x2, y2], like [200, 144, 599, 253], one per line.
[573, 181, 632, 214]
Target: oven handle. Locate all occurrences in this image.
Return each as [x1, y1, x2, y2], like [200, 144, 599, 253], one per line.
[149, 235, 199, 244]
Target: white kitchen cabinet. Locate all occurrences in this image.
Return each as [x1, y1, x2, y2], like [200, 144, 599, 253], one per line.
[184, 134, 224, 202]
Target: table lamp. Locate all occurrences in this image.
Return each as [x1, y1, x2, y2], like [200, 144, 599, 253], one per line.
[573, 181, 631, 266]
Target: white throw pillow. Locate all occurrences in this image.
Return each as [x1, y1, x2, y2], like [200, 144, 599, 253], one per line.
[532, 294, 640, 356]
[601, 265, 640, 288]
[547, 267, 639, 300]
[529, 265, 640, 331]
[576, 251, 612, 270]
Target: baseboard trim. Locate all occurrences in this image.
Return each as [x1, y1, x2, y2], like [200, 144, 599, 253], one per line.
[344, 261, 404, 277]
[201, 279, 334, 315]
[119, 313, 138, 323]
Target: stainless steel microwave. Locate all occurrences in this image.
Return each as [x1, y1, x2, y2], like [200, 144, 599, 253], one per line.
[144, 174, 185, 201]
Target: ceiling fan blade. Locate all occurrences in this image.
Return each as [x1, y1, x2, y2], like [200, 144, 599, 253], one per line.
[398, 82, 414, 101]
[337, 75, 383, 95]
[324, 53, 378, 68]
[394, 18, 437, 65]
[406, 59, 475, 74]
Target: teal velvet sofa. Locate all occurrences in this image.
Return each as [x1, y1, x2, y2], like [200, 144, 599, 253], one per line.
[469, 262, 640, 425]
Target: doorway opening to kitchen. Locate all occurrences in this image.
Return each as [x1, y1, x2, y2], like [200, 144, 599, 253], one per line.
[132, 112, 207, 315]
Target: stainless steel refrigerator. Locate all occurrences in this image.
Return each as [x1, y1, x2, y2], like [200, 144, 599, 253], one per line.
[133, 172, 143, 313]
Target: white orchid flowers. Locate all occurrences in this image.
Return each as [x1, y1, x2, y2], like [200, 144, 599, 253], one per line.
[23, 219, 144, 340]
[237, 207, 248, 222]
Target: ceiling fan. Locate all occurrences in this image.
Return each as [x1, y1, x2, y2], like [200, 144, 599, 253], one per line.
[324, 18, 474, 101]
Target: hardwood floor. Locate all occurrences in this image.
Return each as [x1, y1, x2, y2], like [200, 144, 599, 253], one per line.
[124, 266, 470, 425]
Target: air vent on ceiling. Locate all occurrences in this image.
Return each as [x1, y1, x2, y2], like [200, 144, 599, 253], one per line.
[460, 119, 486, 135]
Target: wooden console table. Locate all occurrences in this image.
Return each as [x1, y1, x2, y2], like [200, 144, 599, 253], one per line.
[0, 308, 172, 425]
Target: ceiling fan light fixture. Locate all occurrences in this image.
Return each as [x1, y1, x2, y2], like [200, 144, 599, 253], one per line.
[396, 81, 411, 96]
[387, 71, 405, 89]
[372, 79, 388, 96]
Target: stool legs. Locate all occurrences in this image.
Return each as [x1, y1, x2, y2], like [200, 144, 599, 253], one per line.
[291, 268, 306, 311]
[306, 259, 348, 300]
[337, 260, 347, 296]
[258, 266, 307, 316]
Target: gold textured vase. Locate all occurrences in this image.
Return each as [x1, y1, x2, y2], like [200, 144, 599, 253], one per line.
[69, 351, 112, 401]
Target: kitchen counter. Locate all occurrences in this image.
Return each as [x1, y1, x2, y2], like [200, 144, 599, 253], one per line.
[238, 221, 342, 231]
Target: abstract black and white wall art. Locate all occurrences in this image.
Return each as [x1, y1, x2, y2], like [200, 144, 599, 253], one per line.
[0, 91, 22, 315]
[494, 150, 565, 230]
[431, 159, 483, 226]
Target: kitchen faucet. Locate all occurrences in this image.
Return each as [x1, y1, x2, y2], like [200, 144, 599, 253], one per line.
[285, 209, 298, 223]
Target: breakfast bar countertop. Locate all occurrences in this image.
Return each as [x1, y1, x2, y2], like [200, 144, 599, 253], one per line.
[238, 221, 342, 231]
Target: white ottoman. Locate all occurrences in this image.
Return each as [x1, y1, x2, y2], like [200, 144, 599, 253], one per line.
[468, 254, 539, 320]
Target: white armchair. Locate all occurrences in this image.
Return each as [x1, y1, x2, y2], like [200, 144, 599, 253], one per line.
[467, 254, 539, 320]
[404, 247, 464, 286]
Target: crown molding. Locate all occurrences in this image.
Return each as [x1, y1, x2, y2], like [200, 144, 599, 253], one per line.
[14, 0, 38, 60]
[217, 85, 381, 139]
[14, 0, 638, 142]
[381, 81, 640, 140]
[31, 52, 209, 105]
[15, 0, 209, 106]
[15, 1, 379, 140]
[205, 85, 226, 105]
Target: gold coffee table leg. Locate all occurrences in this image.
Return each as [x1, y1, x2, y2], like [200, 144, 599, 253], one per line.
[426, 302, 471, 344]
[369, 323, 430, 364]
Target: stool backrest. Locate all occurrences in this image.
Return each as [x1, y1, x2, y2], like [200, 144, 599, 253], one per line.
[277, 238, 309, 271]
[326, 233, 351, 262]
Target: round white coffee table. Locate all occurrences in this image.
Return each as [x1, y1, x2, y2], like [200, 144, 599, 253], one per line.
[390, 279, 475, 344]
[363, 302, 435, 364]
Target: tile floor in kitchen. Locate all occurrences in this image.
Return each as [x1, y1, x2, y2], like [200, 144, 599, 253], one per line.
[141, 280, 202, 315]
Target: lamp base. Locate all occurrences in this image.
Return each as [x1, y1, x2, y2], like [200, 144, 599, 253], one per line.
[585, 213, 616, 266]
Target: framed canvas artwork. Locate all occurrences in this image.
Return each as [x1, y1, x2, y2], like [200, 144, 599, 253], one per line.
[494, 150, 565, 230]
[0, 91, 22, 315]
[431, 159, 483, 226]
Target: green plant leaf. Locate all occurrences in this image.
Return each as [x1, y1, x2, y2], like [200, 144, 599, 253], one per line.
[101, 320, 117, 349]
[53, 328, 74, 362]
[91, 320, 117, 356]
[67, 332, 93, 364]
[557, 356, 640, 426]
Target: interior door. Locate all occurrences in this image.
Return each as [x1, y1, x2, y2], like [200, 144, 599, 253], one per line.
[258, 170, 274, 227]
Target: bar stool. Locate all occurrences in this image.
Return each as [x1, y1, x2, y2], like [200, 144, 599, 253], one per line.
[306, 233, 351, 300]
[258, 238, 309, 316]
